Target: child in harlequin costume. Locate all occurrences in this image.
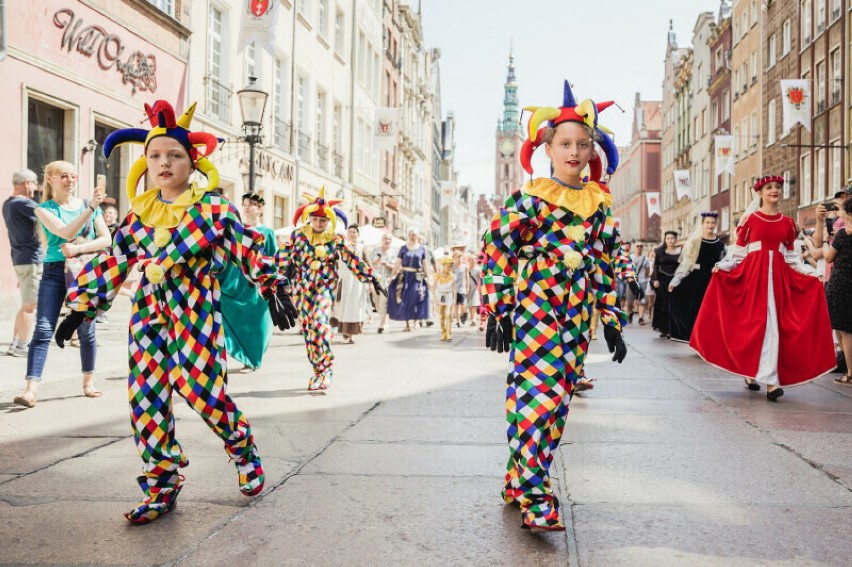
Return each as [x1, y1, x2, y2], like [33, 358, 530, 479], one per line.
[280, 188, 386, 391]
[482, 81, 628, 531]
[56, 100, 298, 524]
[217, 192, 278, 372]
[434, 256, 456, 341]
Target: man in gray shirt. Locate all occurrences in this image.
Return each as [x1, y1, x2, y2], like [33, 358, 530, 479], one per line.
[2, 169, 44, 356]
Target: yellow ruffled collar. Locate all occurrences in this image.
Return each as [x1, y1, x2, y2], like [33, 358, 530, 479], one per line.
[299, 225, 336, 246]
[131, 183, 207, 228]
[523, 178, 612, 219]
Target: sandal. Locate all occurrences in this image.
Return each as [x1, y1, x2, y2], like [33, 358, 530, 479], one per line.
[13, 391, 36, 408]
[69, 338, 81, 348]
[834, 374, 852, 385]
[83, 384, 103, 398]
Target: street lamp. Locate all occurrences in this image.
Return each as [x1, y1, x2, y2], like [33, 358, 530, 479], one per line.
[237, 76, 269, 194]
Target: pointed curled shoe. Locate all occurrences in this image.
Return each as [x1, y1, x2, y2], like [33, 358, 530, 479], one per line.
[520, 496, 566, 532]
[235, 446, 265, 496]
[125, 474, 184, 525]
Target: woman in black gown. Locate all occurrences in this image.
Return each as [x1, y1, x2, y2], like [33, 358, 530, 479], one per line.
[668, 213, 726, 342]
[651, 231, 679, 338]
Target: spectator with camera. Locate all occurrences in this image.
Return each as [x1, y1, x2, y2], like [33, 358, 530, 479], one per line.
[819, 196, 852, 385]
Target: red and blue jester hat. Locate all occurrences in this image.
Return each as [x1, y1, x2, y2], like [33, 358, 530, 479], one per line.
[519, 80, 620, 182]
[102, 100, 220, 203]
[292, 186, 349, 234]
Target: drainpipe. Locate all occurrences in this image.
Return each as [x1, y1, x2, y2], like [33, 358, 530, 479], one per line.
[0, 0, 7, 62]
[290, 3, 299, 220]
[348, 0, 358, 214]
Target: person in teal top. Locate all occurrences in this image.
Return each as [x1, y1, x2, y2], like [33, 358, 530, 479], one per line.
[13, 160, 111, 408]
[217, 192, 277, 372]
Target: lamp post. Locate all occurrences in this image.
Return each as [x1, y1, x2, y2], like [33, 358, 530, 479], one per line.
[237, 76, 269, 194]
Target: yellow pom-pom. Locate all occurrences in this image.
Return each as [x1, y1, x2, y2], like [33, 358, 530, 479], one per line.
[153, 227, 171, 248]
[567, 225, 586, 244]
[145, 263, 165, 284]
[564, 250, 583, 270]
[314, 246, 327, 259]
[310, 260, 322, 271]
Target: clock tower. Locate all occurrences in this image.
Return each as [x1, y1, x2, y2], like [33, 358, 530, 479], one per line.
[494, 50, 524, 204]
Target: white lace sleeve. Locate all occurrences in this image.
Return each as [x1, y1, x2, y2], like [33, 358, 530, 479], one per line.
[783, 246, 821, 277]
[716, 245, 746, 272]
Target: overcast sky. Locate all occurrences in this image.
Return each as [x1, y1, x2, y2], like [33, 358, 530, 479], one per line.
[420, 0, 723, 196]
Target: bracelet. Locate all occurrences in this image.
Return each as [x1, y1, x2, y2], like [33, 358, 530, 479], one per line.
[89, 205, 97, 212]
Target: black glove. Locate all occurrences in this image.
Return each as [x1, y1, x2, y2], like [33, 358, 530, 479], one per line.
[485, 314, 513, 353]
[55, 311, 87, 349]
[372, 279, 388, 298]
[603, 325, 627, 363]
[628, 279, 642, 298]
[265, 285, 298, 331]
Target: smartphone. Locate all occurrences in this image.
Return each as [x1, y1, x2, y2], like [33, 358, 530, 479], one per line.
[96, 174, 106, 190]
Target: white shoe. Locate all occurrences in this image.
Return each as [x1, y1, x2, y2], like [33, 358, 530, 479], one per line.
[9, 344, 28, 357]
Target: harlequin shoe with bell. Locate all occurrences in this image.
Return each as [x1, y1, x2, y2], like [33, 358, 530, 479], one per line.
[235, 446, 265, 496]
[124, 473, 183, 525]
[520, 496, 566, 532]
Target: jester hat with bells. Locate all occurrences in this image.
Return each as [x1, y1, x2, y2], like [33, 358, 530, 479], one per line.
[520, 80, 620, 182]
[102, 100, 220, 205]
[292, 186, 349, 234]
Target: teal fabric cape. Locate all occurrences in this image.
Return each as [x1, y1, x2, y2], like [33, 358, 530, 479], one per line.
[217, 224, 277, 369]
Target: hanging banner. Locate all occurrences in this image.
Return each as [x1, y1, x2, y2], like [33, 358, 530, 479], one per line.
[714, 135, 735, 177]
[237, 0, 280, 56]
[673, 170, 692, 200]
[374, 108, 399, 151]
[440, 181, 455, 207]
[646, 192, 661, 218]
[781, 79, 811, 135]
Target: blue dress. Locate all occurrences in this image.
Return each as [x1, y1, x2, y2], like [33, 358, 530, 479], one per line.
[387, 245, 430, 320]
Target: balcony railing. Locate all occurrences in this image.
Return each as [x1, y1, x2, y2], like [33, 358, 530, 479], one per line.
[297, 130, 311, 161]
[203, 75, 231, 122]
[274, 119, 292, 153]
[316, 143, 329, 171]
[334, 152, 344, 178]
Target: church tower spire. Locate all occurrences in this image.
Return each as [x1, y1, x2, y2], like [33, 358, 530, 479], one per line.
[501, 46, 520, 133]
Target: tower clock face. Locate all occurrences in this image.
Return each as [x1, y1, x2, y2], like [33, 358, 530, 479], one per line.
[500, 139, 515, 157]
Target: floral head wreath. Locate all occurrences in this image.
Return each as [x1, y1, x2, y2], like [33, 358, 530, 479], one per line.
[520, 80, 620, 180]
[102, 101, 220, 204]
[292, 186, 348, 233]
[753, 175, 784, 192]
[700, 211, 719, 218]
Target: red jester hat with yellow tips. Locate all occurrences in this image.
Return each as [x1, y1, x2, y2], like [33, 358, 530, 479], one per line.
[520, 80, 620, 182]
[292, 186, 349, 234]
[102, 100, 220, 204]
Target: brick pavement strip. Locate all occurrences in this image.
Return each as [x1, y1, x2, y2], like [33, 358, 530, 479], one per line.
[0, 291, 851, 565]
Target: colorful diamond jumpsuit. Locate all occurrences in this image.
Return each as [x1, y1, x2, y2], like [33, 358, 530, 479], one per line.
[481, 179, 625, 529]
[66, 192, 282, 493]
[279, 229, 375, 390]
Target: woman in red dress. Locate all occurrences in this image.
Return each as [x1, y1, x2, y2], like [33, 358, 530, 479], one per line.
[690, 176, 836, 401]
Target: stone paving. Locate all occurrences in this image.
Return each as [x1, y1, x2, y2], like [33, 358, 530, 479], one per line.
[0, 292, 850, 566]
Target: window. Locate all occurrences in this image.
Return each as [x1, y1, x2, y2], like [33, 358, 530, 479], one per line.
[751, 0, 758, 26]
[733, 69, 740, 96]
[315, 89, 327, 169]
[334, 10, 345, 55]
[802, 0, 812, 44]
[244, 43, 256, 84]
[273, 195, 288, 229]
[768, 34, 776, 68]
[816, 148, 826, 202]
[733, 125, 740, 158]
[721, 207, 730, 232]
[722, 90, 730, 120]
[147, 0, 175, 17]
[833, 0, 841, 20]
[741, 61, 748, 91]
[782, 19, 791, 55]
[832, 142, 842, 195]
[94, 123, 122, 205]
[750, 51, 757, 83]
[831, 49, 841, 104]
[712, 101, 719, 128]
[701, 108, 706, 136]
[317, 0, 327, 37]
[206, 5, 228, 121]
[273, 57, 289, 151]
[816, 60, 826, 112]
[783, 170, 791, 199]
[297, 75, 310, 160]
[750, 111, 758, 150]
[27, 98, 65, 189]
[767, 99, 776, 145]
[297, 0, 311, 20]
[741, 12, 748, 39]
[715, 47, 723, 74]
[801, 154, 811, 206]
[816, 0, 825, 32]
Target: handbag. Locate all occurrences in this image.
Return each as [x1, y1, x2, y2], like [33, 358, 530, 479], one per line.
[64, 201, 99, 287]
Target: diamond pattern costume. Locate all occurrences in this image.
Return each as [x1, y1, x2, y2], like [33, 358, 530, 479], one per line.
[64, 100, 283, 523]
[282, 189, 377, 390]
[483, 81, 626, 530]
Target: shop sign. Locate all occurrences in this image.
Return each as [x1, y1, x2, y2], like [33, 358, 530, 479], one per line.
[372, 217, 387, 228]
[239, 152, 294, 183]
[53, 8, 157, 95]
